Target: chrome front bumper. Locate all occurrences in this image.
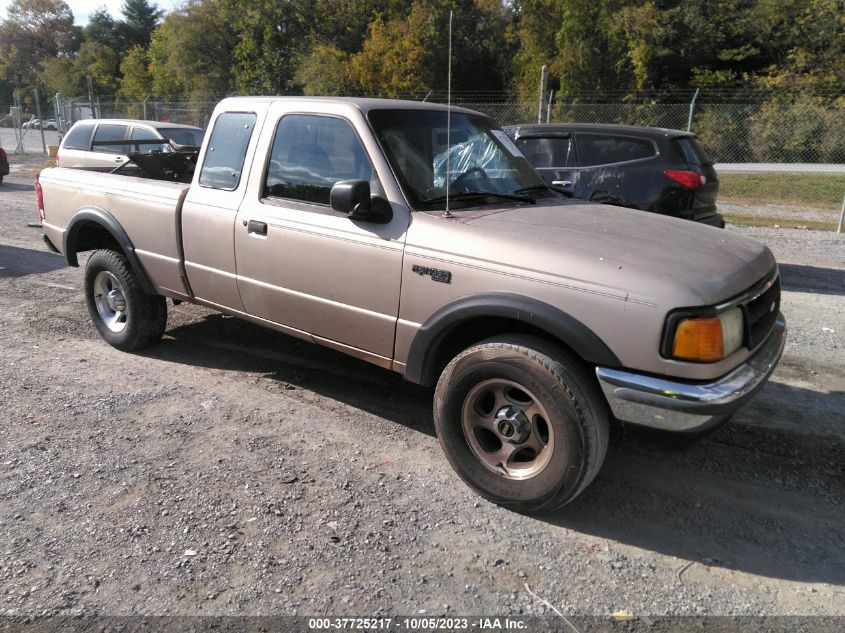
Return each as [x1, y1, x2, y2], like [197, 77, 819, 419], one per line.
[596, 315, 786, 433]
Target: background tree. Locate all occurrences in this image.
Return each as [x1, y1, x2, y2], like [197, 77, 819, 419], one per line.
[295, 44, 359, 95]
[118, 0, 164, 50]
[84, 7, 120, 50]
[19, 0, 844, 114]
[222, 0, 308, 94]
[0, 0, 76, 92]
[351, 2, 434, 97]
[147, 0, 236, 101]
[348, 0, 516, 97]
[117, 45, 152, 116]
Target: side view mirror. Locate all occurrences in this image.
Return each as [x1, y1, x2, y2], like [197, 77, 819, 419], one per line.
[330, 179, 392, 223]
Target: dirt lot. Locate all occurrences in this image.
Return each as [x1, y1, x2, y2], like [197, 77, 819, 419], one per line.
[0, 165, 843, 622]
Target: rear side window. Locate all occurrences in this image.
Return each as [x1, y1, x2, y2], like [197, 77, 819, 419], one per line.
[264, 114, 375, 206]
[199, 112, 256, 190]
[93, 124, 128, 154]
[674, 137, 712, 166]
[130, 126, 166, 154]
[576, 133, 655, 167]
[515, 136, 574, 168]
[62, 123, 95, 150]
[158, 127, 204, 147]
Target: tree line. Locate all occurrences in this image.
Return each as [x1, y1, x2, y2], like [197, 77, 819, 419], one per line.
[1, 0, 843, 109]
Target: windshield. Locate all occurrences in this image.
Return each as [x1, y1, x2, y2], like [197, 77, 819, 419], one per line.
[159, 127, 205, 147]
[368, 109, 560, 211]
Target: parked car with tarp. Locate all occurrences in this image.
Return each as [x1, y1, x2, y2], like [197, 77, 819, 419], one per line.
[505, 123, 724, 227]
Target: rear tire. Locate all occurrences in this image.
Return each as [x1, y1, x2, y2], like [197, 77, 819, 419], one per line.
[84, 249, 167, 351]
[434, 335, 609, 513]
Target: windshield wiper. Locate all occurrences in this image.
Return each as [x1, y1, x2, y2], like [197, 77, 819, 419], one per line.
[513, 184, 570, 197]
[422, 191, 535, 204]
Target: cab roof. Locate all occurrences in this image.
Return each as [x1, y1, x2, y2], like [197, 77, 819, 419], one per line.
[217, 96, 482, 116]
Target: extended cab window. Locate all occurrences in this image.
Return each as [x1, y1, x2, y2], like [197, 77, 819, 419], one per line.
[62, 123, 95, 150]
[264, 114, 375, 206]
[576, 134, 655, 167]
[199, 112, 256, 191]
[93, 124, 128, 155]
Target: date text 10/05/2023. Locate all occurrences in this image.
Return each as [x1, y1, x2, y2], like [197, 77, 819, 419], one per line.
[307, 617, 529, 630]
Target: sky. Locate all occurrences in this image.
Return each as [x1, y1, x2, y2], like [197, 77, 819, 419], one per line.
[0, 0, 180, 25]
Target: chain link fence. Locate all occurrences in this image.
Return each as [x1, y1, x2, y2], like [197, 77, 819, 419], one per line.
[3, 93, 843, 229]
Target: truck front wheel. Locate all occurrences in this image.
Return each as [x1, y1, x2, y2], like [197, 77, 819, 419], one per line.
[84, 249, 167, 351]
[434, 335, 609, 513]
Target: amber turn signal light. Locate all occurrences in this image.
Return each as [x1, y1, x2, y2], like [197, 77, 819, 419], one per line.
[672, 317, 724, 362]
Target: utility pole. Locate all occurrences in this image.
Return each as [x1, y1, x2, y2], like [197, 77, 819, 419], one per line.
[687, 88, 700, 132]
[86, 75, 96, 119]
[538, 65, 549, 124]
[54, 93, 63, 133]
[12, 93, 24, 154]
[33, 89, 47, 154]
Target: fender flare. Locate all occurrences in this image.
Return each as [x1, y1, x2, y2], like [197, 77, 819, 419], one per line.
[63, 207, 156, 295]
[404, 292, 621, 386]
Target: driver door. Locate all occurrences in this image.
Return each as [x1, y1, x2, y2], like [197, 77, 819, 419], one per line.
[234, 104, 410, 365]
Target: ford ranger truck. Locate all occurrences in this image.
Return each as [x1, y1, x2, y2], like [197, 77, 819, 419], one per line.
[37, 98, 785, 512]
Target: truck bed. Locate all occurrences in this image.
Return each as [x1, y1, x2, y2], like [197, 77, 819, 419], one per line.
[39, 167, 191, 298]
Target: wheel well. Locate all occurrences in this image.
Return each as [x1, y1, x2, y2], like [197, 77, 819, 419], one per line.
[427, 317, 586, 386]
[69, 221, 122, 258]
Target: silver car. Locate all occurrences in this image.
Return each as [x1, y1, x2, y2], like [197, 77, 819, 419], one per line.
[57, 119, 204, 169]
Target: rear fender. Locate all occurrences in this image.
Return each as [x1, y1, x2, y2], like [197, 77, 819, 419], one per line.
[64, 207, 156, 294]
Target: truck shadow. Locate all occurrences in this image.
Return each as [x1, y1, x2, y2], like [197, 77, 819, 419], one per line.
[545, 381, 845, 587]
[779, 262, 845, 296]
[144, 313, 435, 436]
[145, 314, 844, 586]
[0, 244, 66, 278]
[0, 182, 35, 193]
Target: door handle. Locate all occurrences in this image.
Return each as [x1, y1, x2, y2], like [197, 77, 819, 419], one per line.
[552, 180, 573, 187]
[247, 220, 268, 236]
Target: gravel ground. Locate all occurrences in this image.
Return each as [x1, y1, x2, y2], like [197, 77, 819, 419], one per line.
[0, 169, 843, 622]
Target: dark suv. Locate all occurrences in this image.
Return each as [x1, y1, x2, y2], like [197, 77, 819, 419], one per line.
[504, 123, 723, 227]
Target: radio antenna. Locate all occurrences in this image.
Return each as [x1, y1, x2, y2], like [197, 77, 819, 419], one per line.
[444, 9, 454, 218]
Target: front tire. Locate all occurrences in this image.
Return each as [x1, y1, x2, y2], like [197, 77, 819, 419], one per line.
[84, 249, 167, 351]
[434, 335, 609, 513]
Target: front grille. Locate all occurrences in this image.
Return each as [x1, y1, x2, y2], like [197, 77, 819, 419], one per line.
[742, 274, 781, 349]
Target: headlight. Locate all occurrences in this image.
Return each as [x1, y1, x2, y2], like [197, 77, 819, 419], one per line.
[671, 307, 744, 362]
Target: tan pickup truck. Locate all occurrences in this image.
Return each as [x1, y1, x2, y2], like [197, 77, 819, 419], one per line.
[37, 97, 785, 512]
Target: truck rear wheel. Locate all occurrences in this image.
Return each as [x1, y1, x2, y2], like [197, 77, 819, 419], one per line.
[84, 249, 167, 351]
[434, 335, 609, 513]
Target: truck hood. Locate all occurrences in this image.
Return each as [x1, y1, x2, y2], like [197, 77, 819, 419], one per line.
[452, 200, 776, 306]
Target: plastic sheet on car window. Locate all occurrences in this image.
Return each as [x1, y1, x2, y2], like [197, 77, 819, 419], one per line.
[433, 133, 515, 187]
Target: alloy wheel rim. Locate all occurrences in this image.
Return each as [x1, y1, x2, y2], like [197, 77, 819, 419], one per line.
[93, 271, 128, 333]
[461, 379, 554, 480]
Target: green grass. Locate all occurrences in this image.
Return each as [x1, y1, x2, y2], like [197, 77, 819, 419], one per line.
[718, 172, 845, 209]
[722, 212, 836, 232]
